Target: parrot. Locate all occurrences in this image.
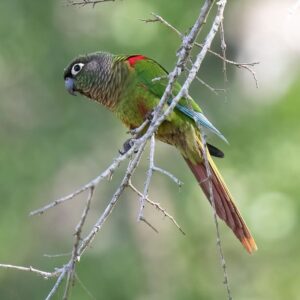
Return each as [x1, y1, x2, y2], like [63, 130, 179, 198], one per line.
[63, 52, 257, 254]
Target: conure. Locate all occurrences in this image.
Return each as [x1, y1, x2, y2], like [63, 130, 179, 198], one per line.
[64, 52, 257, 254]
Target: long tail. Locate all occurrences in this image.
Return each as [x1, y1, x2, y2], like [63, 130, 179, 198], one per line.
[184, 151, 257, 254]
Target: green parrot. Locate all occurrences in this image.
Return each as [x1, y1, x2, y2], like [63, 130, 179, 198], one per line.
[64, 52, 257, 254]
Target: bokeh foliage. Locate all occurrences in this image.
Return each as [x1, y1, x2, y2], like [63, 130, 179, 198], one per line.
[0, 0, 299, 299]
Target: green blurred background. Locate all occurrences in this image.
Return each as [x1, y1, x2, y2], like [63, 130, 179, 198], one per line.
[1, 0, 300, 299]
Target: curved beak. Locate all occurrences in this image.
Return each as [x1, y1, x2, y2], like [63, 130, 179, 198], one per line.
[64, 77, 76, 96]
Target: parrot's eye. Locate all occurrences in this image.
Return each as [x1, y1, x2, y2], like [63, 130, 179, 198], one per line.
[71, 63, 85, 76]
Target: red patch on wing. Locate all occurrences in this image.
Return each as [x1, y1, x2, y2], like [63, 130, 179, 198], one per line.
[127, 55, 145, 67]
[137, 101, 149, 118]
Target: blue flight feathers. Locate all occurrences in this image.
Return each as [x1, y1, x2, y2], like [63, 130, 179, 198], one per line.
[168, 100, 228, 144]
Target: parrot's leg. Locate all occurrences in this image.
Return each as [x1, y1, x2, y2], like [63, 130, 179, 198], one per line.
[119, 138, 137, 155]
[128, 109, 154, 136]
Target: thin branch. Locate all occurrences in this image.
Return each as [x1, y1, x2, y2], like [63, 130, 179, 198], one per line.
[30, 186, 90, 216]
[29, 143, 138, 216]
[200, 132, 232, 300]
[194, 75, 225, 95]
[139, 216, 159, 233]
[237, 64, 259, 88]
[193, 1, 233, 298]
[141, 14, 182, 36]
[129, 182, 185, 235]
[75, 273, 97, 300]
[45, 269, 67, 300]
[63, 186, 95, 300]
[219, 20, 228, 82]
[187, 60, 226, 95]
[0, 264, 60, 279]
[138, 134, 155, 220]
[148, 0, 215, 124]
[76, 142, 147, 259]
[143, 12, 259, 87]
[67, 0, 115, 7]
[43, 252, 72, 258]
[129, 119, 149, 136]
[152, 166, 183, 186]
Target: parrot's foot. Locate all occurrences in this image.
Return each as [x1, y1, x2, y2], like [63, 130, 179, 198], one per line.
[128, 110, 154, 137]
[119, 138, 138, 155]
[145, 109, 154, 121]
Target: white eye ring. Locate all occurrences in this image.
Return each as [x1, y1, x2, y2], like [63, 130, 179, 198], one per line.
[71, 63, 85, 76]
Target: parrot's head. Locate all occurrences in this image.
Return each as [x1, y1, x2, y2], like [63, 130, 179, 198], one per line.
[63, 52, 113, 98]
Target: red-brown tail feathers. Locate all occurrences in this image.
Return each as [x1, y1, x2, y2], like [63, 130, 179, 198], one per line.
[184, 154, 257, 254]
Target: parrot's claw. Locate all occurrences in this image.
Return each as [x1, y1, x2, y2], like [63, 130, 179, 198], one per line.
[145, 109, 154, 121]
[128, 110, 154, 137]
[119, 138, 137, 155]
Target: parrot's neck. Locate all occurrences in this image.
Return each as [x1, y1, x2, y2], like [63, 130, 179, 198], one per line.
[89, 58, 130, 111]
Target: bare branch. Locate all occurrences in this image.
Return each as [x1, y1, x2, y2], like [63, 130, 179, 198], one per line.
[219, 20, 228, 81]
[45, 269, 68, 300]
[237, 64, 259, 88]
[0, 264, 60, 279]
[144, 12, 259, 87]
[186, 60, 226, 95]
[129, 119, 149, 136]
[194, 75, 225, 95]
[139, 216, 159, 233]
[67, 0, 116, 7]
[152, 166, 183, 186]
[29, 143, 138, 216]
[43, 252, 72, 258]
[138, 134, 155, 220]
[63, 186, 95, 300]
[129, 182, 185, 235]
[75, 273, 97, 300]
[141, 13, 182, 37]
[76, 142, 147, 259]
[200, 132, 232, 300]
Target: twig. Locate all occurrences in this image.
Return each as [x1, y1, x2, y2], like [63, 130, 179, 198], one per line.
[195, 75, 225, 95]
[45, 269, 67, 300]
[200, 132, 232, 300]
[0, 264, 60, 279]
[193, 1, 233, 298]
[139, 216, 159, 233]
[152, 166, 183, 186]
[129, 119, 149, 136]
[148, 0, 215, 123]
[237, 64, 259, 88]
[138, 134, 155, 220]
[75, 273, 97, 300]
[67, 0, 115, 7]
[44, 252, 72, 258]
[143, 12, 259, 87]
[29, 143, 138, 216]
[63, 186, 95, 300]
[129, 182, 185, 235]
[141, 14, 182, 36]
[219, 20, 228, 82]
[76, 142, 147, 259]
[187, 59, 226, 95]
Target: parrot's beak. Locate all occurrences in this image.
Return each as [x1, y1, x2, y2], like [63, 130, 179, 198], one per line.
[64, 77, 76, 96]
